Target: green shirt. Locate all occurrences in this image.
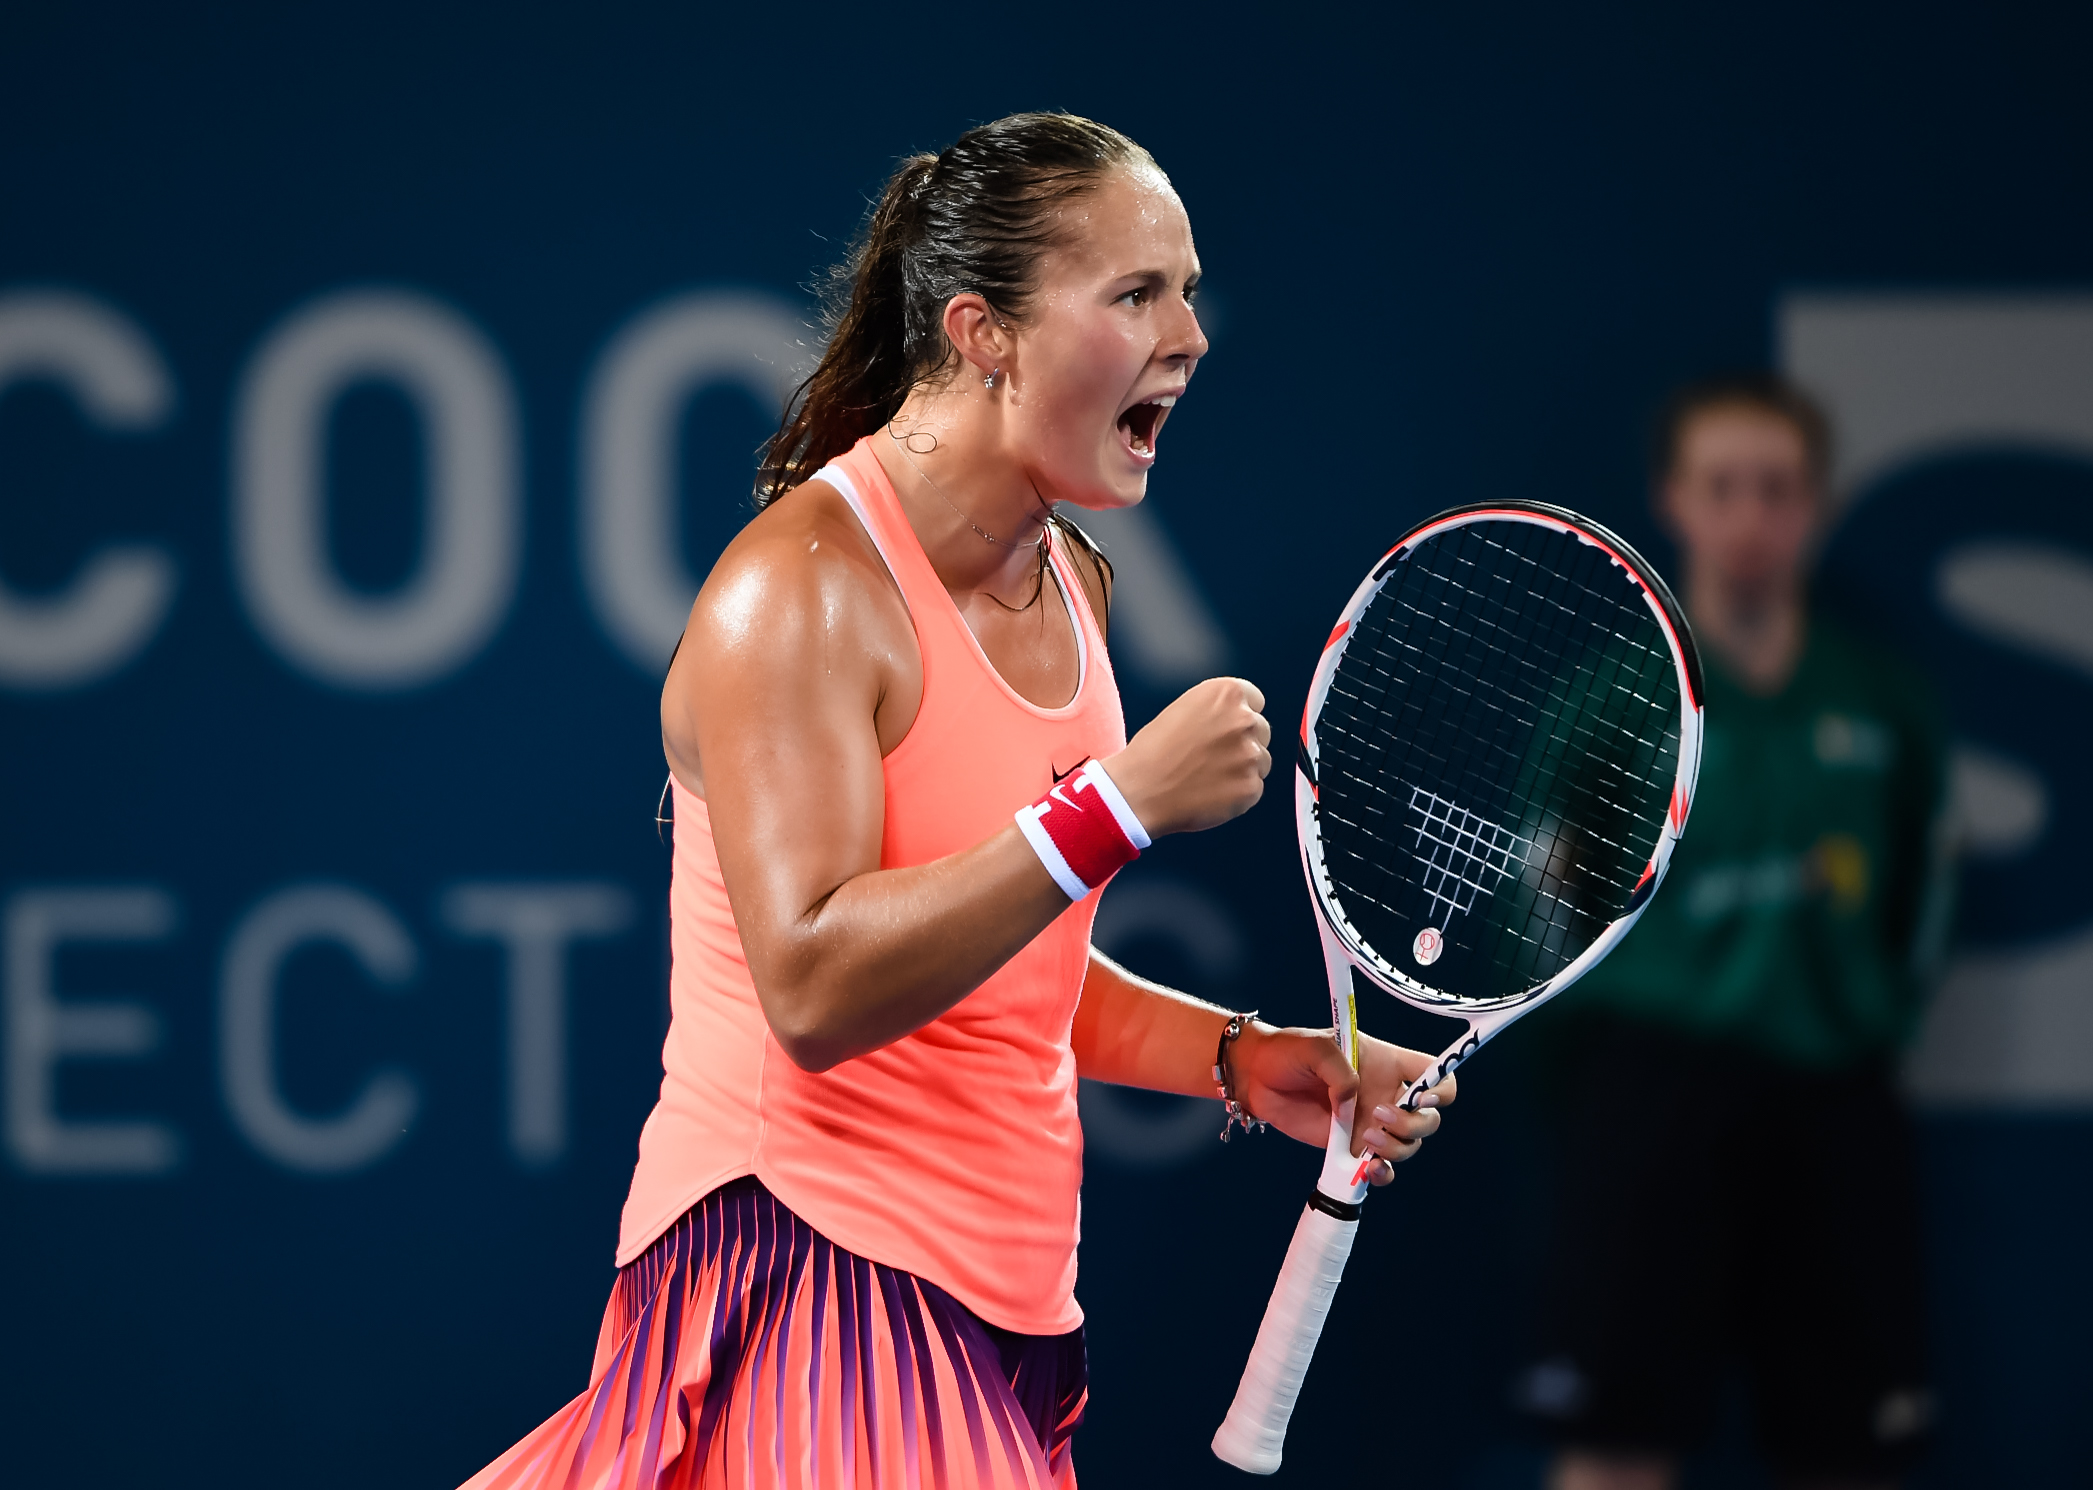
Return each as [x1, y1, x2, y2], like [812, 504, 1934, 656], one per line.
[1569, 617, 1953, 1070]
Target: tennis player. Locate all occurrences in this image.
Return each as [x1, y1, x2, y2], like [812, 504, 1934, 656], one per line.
[461, 112, 1454, 1490]
[1515, 376, 1953, 1490]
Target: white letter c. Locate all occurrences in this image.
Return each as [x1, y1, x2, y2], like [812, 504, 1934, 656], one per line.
[219, 884, 419, 1173]
[0, 291, 177, 690]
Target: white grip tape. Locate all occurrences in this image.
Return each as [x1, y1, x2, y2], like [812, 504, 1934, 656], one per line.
[1211, 1201, 1360, 1474]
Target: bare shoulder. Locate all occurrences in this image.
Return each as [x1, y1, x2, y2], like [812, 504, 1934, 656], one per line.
[662, 478, 914, 792]
[687, 477, 908, 667]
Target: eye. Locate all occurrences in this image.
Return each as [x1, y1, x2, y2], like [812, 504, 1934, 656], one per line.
[1118, 287, 1150, 307]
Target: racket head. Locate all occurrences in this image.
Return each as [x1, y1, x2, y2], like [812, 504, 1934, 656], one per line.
[1297, 501, 1704, 1015]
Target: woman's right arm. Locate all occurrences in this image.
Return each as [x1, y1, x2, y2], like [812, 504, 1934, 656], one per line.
[672, 500, 1270, 1074]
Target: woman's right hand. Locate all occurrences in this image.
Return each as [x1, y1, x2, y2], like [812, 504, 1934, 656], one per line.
[1104, 677, 1272, 836]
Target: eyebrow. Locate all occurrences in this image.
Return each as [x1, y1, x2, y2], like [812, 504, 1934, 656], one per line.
[1111, 267, 1201, 287]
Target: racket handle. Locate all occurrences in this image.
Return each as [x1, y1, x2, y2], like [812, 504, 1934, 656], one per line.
[1211, 1197, 1359, 1474]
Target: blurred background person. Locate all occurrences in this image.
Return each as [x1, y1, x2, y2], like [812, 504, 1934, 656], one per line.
[1515, 375, 1956, 1490]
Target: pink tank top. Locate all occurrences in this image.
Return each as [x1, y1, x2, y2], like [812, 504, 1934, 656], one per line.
[616, 436, 1128, 1335]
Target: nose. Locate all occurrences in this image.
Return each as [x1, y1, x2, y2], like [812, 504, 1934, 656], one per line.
[1167, 297, 1210, 365]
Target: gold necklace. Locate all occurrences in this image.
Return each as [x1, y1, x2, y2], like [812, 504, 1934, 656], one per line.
[886, 423, 1048, 552]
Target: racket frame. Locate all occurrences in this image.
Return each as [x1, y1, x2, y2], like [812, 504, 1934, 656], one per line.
[1213, 502, 1704, 1475]
[1300, 502, 1704, 1086]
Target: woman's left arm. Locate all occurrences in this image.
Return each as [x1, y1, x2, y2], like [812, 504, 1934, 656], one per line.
[1069, 946, 1455, 1186]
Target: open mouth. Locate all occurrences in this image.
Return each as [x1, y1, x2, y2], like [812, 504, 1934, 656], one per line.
[1116, 394, 1177, 460]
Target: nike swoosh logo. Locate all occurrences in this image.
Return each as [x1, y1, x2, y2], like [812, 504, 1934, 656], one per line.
[1052, 759, 1082, 784]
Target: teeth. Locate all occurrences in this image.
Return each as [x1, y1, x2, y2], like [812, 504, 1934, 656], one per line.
[1149, 395, 1177, 407]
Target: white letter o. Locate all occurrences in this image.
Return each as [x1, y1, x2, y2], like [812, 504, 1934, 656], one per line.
[580, 292, 806, 674]
[233, 289, 521, 690]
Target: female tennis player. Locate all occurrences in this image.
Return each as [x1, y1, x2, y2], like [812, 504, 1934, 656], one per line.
[462, 112, 1454, 1490]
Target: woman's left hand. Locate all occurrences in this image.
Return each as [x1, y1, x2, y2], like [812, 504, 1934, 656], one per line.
[1227, 1024, 1456, 1187]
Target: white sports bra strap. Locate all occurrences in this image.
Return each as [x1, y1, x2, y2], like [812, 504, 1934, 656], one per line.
[810, 462, 897, 573]
[813, 458, 1087, 698]
[810, 461, 910, 617]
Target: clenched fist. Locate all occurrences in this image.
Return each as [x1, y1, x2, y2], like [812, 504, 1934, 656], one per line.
[1104, 677, 1272, 837]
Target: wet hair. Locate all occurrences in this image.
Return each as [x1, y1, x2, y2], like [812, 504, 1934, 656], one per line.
[1650, 372, 1833, 488]
[756, 112, 1158, 600]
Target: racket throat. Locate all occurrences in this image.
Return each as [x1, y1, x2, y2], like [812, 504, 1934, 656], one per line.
[1402, 1012, 1514, 1109]
[1311, 920, 1374, 1209]
[1316, 915, 1360, 1069]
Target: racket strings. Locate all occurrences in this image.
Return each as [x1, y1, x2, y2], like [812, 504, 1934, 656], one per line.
[1366, 534, 1668, 964]
[1316, 520, 1680, 1003]
[1405, 786, 1535, 928]
[1334, 545, 1658, 822]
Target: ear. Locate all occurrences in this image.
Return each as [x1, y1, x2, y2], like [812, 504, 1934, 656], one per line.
[941, 293, 1014, 380]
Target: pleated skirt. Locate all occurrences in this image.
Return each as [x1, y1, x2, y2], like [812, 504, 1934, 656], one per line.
[461, 1177, 1087, 1490]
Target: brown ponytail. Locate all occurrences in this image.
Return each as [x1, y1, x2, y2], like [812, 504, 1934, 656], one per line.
[756, 112, 1153, 521]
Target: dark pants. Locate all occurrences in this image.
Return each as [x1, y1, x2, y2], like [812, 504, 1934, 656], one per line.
[1516, 1017, 1931, 1480]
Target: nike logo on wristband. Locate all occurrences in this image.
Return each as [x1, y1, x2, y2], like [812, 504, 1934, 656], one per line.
[1015, 759, 1154, 902]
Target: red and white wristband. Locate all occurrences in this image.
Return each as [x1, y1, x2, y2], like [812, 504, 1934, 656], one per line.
[1014, 759, 1152, 901]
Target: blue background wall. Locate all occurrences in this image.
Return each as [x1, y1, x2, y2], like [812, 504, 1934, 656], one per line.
[3, 4, 2090, 1485]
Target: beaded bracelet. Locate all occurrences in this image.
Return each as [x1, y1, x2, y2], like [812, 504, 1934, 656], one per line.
[1213, 1010, 1268, 1142]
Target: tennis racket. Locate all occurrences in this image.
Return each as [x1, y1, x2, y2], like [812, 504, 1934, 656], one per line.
[1211, 501, 1705, 1474]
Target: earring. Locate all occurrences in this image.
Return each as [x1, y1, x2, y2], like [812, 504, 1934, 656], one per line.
[984, 368, 999, 390]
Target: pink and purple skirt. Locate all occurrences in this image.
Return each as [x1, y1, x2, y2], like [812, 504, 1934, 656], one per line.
[462, 1177, 1086, 1489]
